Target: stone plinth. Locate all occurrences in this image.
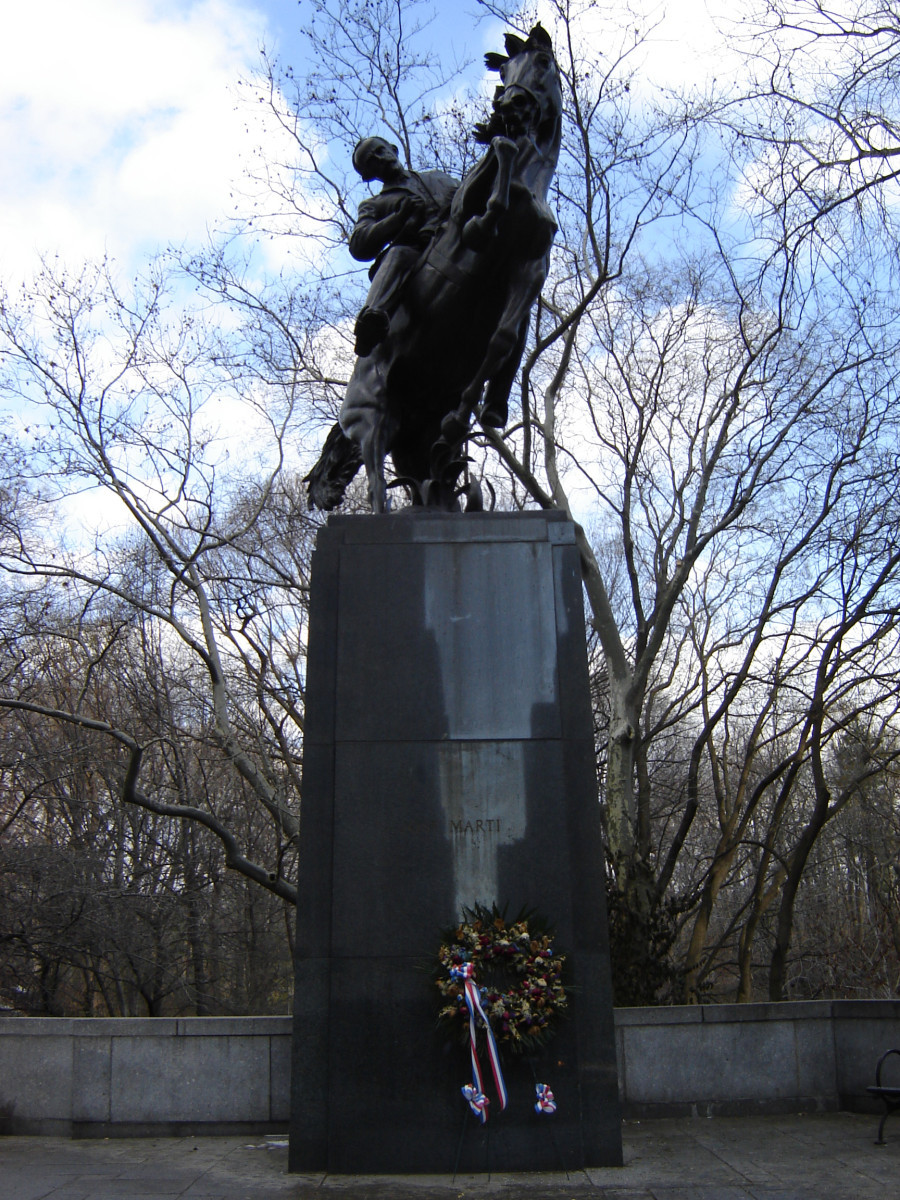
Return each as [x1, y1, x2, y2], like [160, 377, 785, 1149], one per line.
[289, 511, 622, 1173]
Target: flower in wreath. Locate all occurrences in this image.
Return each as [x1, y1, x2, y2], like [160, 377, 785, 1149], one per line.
[435, 903, 570, 1053]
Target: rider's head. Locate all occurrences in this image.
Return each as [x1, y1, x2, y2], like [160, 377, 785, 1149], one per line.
[352, 137, 403, 183]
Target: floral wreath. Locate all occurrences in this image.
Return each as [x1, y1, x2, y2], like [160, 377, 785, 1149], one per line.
[435, 903, 569, 1055]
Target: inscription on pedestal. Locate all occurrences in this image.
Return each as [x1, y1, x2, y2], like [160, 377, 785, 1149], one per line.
[450, 817, 503, 836]
[439, 742, 526, 916]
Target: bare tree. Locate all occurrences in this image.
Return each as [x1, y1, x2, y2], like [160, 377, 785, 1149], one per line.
[0, 256, 329, 907]
[3, 0, 900, 1007]
[0, 608, 294, 1014]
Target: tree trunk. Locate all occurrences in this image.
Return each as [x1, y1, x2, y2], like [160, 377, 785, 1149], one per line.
[683, 845, 737, 1002]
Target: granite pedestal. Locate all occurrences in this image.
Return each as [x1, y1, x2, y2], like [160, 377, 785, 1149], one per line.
[289, 511, 622, 1173]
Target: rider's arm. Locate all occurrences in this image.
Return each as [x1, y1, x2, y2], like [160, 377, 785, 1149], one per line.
[349, 198, 401, 261]
[349, 196, 422, 261]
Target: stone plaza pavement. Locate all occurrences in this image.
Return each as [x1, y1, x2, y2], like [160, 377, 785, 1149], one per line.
[2, 1112, 899, 1200]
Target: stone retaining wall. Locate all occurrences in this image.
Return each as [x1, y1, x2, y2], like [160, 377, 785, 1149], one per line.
[615, 999, 900, 1118]
[0, 1016, 291, 1137]
[1, 1001, 898, 1136]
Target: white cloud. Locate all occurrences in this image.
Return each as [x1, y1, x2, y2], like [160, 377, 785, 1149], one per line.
[530, 0, 748, 95]
[0, 0, 750, 288]
[0, 0, 271, 281]
[636, 0, 746, 91]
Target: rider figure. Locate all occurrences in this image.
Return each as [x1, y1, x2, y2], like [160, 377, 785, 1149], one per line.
[350, 137, 458, 356]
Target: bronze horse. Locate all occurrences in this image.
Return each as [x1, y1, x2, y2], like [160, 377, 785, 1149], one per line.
[306, 24, 562, 513]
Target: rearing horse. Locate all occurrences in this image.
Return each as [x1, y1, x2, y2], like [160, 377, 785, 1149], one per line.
[306, 24, 562, 513]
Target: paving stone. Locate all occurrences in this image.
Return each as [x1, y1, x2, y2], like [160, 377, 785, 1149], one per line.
[2, 1114, 900, 1198]
[0, 1173, 89, 1200]
[6, 1192, 92, 1200]
[648, 1190, 755, 1200]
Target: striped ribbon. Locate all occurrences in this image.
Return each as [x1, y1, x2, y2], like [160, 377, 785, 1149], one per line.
[451, 962, 508, 1121]
[534, 1082, 557, 1114]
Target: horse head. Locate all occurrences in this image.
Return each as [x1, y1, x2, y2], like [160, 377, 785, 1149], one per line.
[476, 24, 562, 152]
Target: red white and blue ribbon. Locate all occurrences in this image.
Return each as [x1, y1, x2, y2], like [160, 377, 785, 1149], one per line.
[534, 1083, 557, 1114]
[461, 1083, 489, 1121]
[451, 962, 508, 1121]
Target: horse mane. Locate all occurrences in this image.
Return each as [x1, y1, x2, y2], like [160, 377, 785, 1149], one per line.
[475, 24, 558, 145]
[484, 23, 553, 73]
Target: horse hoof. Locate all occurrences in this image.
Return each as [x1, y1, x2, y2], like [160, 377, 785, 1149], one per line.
[464, 481, 484, 512]
[440, 412, 468, 443]
[479, 400, 508, 429]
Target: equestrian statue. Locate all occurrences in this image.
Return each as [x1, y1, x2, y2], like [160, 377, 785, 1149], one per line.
[305, 24, 562, 513]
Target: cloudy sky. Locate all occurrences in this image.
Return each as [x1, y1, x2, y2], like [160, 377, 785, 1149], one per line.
[1, 0, 733, 286]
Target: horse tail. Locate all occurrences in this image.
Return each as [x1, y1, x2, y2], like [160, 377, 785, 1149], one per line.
[304, 422, 363, 510]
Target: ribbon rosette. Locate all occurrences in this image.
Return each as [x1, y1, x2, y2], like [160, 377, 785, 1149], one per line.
[534, 1083, 557, 1114]
[450, 961, 508, 1122]
[461, 1083, 489, 1122]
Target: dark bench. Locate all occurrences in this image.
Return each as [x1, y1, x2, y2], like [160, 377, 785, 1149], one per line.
[868, 1048, 900, 1145]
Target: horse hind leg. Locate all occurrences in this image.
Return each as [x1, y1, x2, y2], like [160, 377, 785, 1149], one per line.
[343, 358, 393, 513]
[359, 415, 391, 513]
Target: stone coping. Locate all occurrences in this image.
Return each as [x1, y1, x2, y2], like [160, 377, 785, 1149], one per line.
[2, 1000, 899, 1033]
[614, 999, 900, 1024]
[0, 1015, 293, 1035]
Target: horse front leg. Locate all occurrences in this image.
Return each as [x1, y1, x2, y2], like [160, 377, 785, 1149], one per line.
[440, 317, 522, 440]
[457, 258, 548, 430]
[462, 137, 517, 250]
